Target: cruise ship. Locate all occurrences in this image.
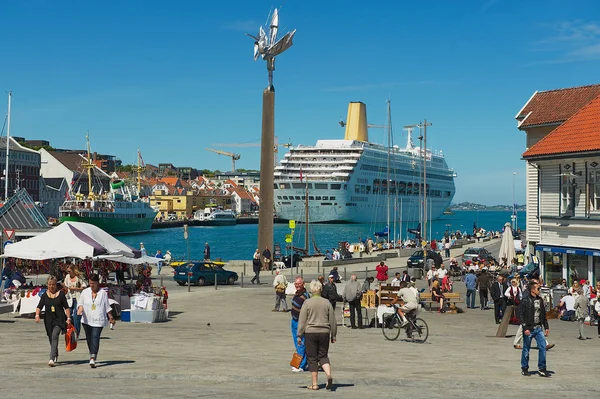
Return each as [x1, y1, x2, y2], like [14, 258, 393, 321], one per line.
[274, 102, 456, 223]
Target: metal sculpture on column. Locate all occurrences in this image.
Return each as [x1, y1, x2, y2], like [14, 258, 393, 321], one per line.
[246, 9, 296, 260]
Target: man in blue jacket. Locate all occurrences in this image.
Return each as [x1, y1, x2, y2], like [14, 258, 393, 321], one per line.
[464, 270, 477, 309]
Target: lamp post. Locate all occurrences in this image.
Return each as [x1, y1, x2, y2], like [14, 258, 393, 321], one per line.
[246, 9, 296, 259]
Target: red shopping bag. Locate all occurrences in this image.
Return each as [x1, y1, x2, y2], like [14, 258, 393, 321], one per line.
[65, 324, 78, 352]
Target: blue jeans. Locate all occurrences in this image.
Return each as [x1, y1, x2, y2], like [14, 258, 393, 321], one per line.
[70, 299, 82, 336]
[82, 323, 104, 359]
[521, 327, 546, 370]
[157, 262, 162, 275]
[466, 289, 476, 308]
[290, 319, 307, 370]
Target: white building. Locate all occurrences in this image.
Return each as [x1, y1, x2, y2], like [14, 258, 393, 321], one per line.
[517, 84, 600, 286]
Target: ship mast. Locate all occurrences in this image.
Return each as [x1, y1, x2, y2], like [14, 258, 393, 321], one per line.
[84, 133, 95, 200]
[4, 91, 11, 201]
[136, 149, 143, 195]
[304, 172, 309, 256]
[385, 99, 391, 246]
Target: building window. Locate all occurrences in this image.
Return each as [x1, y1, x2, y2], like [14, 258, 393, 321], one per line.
[567, 253, 588, 286]
[560, 175, 574, 216]
[588, 170, 600, 213]
[593, 256, 600, 284]
[544, 252, 563, 287]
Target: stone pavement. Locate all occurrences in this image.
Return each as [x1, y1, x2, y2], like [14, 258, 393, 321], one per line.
[1, 239, 598, 398]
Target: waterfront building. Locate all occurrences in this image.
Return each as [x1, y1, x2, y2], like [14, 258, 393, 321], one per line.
[149, 189, 233, 220]
[0, 137, 41, 201]
[38, 177, 68, 218]
[214, 171, 261, 189]
[228, 187, 258, 215]
[39, 149, 110, 195]
[517, 84, 600, 286]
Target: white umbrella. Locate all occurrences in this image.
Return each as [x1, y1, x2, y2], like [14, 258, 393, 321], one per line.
[498, 222, 516, 266]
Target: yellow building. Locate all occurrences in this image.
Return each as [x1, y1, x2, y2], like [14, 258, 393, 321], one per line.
[150, 192, 233, 220]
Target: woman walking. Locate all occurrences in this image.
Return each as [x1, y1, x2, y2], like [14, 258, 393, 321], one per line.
[62, 265, 87, 336]
[297, 280, 337, 391]
[35, 276, 71, 367]
[77, 274, 115, 368]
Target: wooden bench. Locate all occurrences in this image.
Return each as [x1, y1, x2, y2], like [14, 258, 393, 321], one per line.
[420, 292, 464, 312]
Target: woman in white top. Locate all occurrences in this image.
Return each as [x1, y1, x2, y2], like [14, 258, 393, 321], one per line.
[62, 265, 87, 336]
[504, 278, 523, 306]
[77, 274, 114, 368]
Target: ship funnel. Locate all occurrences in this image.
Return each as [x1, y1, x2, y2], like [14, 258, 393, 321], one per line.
[344, 101, 369, 142]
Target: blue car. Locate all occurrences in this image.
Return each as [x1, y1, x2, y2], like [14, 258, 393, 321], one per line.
[173, 261, 238, 286]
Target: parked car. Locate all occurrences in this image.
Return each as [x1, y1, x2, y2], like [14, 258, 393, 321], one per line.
[173, 261, 238, 286]
[406, 249, 437, 268]
[462, 247, 496, 265]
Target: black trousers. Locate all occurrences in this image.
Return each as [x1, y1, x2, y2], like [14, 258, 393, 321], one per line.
[494, 298, 506, 322]
[305, 332, 330, 372]
[348, 299, 362, 328]
[479, 288, 488, 309]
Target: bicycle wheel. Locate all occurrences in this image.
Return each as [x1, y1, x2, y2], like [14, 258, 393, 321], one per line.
[411, 317, 429, 343]
[382, 314, 402, 341]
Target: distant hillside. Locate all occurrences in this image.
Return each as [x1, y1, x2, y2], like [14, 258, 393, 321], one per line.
[449, 202, 526, 211]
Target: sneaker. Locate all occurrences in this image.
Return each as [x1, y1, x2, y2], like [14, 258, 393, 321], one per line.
[545, 344, 555, 350]
[48, 359, 55, 367]
[521, 368, 529, 376]
[291, 367, 303, 373]
[110, 323, 114, 330]
[538, 369, 550, 377]
[89, 358, 96, 368]
[400, 319, 409, 327]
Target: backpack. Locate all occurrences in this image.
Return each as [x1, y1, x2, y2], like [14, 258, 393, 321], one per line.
[275, 283, 286, 293]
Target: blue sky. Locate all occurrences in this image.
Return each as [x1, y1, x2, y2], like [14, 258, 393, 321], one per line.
[2, 0, 600, 205]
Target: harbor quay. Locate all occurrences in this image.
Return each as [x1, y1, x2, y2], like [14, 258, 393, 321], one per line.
[1, 239, 598, 398]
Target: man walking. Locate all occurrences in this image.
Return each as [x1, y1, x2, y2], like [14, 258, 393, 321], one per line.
[343, 274, 363, 329]
[262, 246, 272, 271]
[464, 270, 477, 309]
[155, 250, 164, 275]
[321, 274, 341, 310]
[491, 275, 508, 323]
[290, 277, 309, 372]
[251, 249, 261, 284]
[476, 268, 492, 310]
[517, 281, 550, 377]
[204, 242, 211, 260]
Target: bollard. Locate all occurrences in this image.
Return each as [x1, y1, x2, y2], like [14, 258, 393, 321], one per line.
[296, 263, 299, 275]
[344, 267, 347, 281]
[365, 266, 368, 280]
[244, 264, 246, 276]
[317, 263, 320, 274]
[290, 265, 293, 278]
[301, 269, 303, 280]
[188, 273, 191, 292]
[215, 273, 218, 290]
[241, 273, 244, 288]
[160, 276, 164, 287]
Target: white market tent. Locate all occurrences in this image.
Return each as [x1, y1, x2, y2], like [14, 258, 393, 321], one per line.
[3, 221, 141, 261]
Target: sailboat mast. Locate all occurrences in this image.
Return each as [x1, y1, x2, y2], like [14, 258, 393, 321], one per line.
[386, 99, 391, 244]
[4, 92, 11, 201]
[137, 149, 142, 194]
[305, 180, 309, 255]
[86, 133, 93, 199]
[422, 119, 431, 244]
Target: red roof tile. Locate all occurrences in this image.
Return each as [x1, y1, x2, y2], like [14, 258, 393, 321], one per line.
[516, 84, 600, 129]
[523, 93, 600, 158]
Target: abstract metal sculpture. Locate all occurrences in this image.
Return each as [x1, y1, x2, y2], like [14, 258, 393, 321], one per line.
[246, 9, 296, 90]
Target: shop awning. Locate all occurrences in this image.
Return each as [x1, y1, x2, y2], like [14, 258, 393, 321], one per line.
[535, 244, 600, 257]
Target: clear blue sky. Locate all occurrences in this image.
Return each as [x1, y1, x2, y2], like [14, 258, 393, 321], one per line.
[2, 0, 600, 205]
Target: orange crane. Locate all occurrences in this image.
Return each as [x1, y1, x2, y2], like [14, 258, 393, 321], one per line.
[205, 148, 241, 172]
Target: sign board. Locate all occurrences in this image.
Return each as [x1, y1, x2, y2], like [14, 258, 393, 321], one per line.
[285, 234, 292, 243]
[3, 229, 15, 241]
[3, 240, 12, 248]
[288, 220, 296, 229]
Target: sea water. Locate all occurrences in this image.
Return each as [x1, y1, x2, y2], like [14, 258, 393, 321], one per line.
[118, 210, 525, 262]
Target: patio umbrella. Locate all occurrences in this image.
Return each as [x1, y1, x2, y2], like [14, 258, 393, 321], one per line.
[498, 222, 516, 266]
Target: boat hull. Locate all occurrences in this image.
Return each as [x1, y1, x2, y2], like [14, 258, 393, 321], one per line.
[199, 219, 237, 226]
[58, 215, 155, 235]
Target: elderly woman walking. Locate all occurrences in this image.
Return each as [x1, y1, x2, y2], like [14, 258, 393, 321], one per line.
[35, 276, 71, 367]
[297, 280, 337, 391]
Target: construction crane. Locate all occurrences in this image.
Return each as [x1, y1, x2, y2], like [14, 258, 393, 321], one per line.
[213, 137, 292, 164]
[205, 148, 241, 172]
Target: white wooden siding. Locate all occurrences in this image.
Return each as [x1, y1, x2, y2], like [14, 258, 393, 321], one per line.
[573, 159, 587, 218]
[539, 220, 600, 250]
[525, 162, 540, 241]
[539, 163, 560, 216]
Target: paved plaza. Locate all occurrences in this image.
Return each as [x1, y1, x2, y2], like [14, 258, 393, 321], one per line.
[1, 241, 598, 398]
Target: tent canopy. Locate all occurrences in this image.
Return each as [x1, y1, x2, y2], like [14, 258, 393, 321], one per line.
[3, 222, 141, 261]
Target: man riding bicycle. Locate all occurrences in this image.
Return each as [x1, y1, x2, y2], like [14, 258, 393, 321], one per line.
[391, 281, 419, 327]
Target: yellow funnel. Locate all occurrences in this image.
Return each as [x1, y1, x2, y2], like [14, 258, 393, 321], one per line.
[344, 102, 368, 142]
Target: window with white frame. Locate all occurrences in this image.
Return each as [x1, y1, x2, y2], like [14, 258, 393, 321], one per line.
[561, 175, 573, 215]
[588, 170, 600, 213]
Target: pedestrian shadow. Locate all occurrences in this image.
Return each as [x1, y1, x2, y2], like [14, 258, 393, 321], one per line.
[168, 311, 184, 317]
[96, 360, 136, 368]
[301, 383, 355, 391]
[0, 320, 16, 323]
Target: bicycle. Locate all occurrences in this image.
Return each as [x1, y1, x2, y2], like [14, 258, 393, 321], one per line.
[381, 308, 429, 343]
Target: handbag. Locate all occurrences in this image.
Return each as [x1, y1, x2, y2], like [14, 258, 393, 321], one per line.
[290, 351, 302, 369]
[65, 324, 78, 352]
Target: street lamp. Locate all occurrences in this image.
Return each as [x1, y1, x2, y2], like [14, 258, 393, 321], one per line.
[512, 172, 517, 230]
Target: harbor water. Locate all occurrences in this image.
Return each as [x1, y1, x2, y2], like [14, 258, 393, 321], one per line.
[118, 210, 525, 262]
